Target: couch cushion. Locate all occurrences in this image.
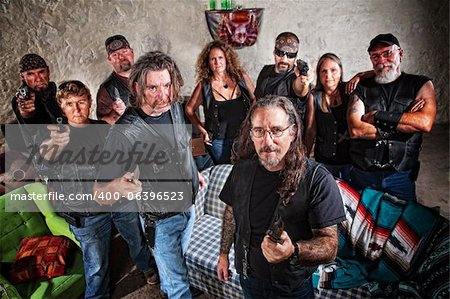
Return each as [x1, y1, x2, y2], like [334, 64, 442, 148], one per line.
[10, 235, 74, 284]
[14, 248, 85, 299]
[186, 214, 243, 298]
[204, 164, 233, 219]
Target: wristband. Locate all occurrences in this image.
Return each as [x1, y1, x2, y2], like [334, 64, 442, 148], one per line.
[373, 111, 403, 131]
[289, 242, 300, 264]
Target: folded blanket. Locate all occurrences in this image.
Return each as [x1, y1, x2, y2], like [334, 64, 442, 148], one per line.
[322, 185, 442, 290]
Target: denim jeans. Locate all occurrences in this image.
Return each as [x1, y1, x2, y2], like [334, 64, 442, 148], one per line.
[206, 138, 234, 164]
[321, 163, 352, 183]
[240, 275, 314, 299]
[152, 205, 196, 299]
[70, 212, 154, 299]
[350, 167, 416, 201]
[193, 153, 215, 171]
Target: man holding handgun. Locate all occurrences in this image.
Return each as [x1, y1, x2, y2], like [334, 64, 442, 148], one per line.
[11, 53, 63, 124]
[217, 95, 345, 298]
[254, 32, 311, 130]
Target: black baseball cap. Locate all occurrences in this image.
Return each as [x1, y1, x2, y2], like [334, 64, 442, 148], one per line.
[105, 35, 130, 55]
[368, 33, 400, 52]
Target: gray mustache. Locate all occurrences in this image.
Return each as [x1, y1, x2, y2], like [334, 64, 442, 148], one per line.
[259, 145, 279, 153]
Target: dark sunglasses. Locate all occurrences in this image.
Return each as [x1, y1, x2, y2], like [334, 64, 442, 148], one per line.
[274, 48, 297, 59]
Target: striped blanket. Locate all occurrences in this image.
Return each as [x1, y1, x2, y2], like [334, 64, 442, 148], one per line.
[321, 181, 442, 290]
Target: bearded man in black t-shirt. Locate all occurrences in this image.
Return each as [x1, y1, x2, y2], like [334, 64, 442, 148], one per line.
[217, 95, 345, 298]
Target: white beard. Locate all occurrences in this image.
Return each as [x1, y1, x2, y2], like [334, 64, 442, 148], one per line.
[374, 59, 401, 84]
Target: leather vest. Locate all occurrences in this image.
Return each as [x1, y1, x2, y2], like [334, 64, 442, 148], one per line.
[201, 79, 251, 138]
[313, 87, 351, 164]
[114, 104, 199, 215]
[229, 159, 319, 292]
[254, 65, 307, 126]
[48, 120, 108, 214]
[350, 73, 429, 171]
[100, 72, 130, 105]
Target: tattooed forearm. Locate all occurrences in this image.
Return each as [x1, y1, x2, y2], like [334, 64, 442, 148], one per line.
[296, 225, 338, 266]
[220, 205, 236, 254]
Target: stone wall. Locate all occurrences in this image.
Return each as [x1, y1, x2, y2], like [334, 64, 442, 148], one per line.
[0, 0, 448, 150]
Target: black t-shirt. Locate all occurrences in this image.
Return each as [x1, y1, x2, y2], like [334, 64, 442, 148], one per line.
[137, 108, 175, 148]
[254, 65, 308, 129]
[220, 159, 346, 280]
[215, 96, 248, 139]
[248, 164, 282, 278]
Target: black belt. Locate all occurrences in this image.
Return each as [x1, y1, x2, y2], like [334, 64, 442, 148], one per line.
[147, 212, 181, 221]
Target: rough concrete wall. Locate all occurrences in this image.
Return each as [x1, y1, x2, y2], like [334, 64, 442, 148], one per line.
[0, 0, 448, 147]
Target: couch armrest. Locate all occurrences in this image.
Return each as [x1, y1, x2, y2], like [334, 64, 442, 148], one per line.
[0, 273, 22, 299]
[195, 167, 212, 221]
[23, 183, 80, 247]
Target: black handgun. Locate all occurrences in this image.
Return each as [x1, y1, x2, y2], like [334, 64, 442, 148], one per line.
[296, 59, 309, 76]
[266, 214, 285, 244]
[16, 84, 30, 107]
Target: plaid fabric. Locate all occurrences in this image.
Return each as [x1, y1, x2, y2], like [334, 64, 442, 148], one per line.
[10, 235, 73, 284]
[186, 214, 243, 298]
[316, 286, 372, 299]
[204, 164, 233, 219]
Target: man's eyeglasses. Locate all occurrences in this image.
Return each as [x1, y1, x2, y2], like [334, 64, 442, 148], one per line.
[274, 48, 297, 59]
[369, 48, 399, 61]
[250, 125, 293, 139]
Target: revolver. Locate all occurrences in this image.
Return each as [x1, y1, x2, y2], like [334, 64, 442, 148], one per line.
[266, 214, 285, 244]
[296, 59, 309, 77]
[15, 84, 30, 108]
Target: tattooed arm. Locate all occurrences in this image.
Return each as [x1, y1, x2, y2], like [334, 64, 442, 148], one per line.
[296, 225, 338, 266]
[261, 225, 338, 265]
[347, 93, 378, 139]
[217, 205, 235, 281]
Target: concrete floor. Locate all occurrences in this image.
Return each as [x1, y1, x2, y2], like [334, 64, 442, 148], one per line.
[112, 124, 449, 299]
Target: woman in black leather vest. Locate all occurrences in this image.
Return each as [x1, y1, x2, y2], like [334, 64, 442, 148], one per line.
[305, 53, 352, 182]
[185, 41, 255, 164]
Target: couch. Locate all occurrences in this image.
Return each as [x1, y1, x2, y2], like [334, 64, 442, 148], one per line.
[0, 183, 85, 299]
[186, 164, 449, 299]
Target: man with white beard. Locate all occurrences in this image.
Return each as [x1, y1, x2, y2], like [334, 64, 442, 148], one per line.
[347, 33, 436, 201]
[96, 35, 134, 123]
